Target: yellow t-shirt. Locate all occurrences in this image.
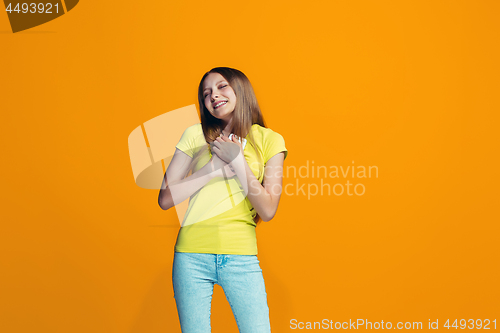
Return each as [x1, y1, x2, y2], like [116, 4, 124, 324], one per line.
[173, 123, 288, 255]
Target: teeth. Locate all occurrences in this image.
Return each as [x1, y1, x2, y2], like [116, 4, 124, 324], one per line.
[215, 101, 227, 109]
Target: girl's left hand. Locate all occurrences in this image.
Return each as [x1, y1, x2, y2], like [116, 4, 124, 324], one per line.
[212, 134, 243, 164]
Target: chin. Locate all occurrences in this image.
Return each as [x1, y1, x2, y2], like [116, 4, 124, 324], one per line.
[211, 112, 232, 120]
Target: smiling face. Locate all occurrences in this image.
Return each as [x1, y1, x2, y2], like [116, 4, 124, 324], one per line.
[202, 72, 237, 124]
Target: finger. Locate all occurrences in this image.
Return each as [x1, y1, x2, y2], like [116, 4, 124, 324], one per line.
[232, 138, 242, 148]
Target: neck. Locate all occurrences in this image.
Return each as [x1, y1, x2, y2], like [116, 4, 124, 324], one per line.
[220, 116, 233, 136]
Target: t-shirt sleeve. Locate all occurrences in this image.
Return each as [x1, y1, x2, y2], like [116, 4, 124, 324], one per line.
[264, 130, 288, 164]
[175, 124, 202, 158]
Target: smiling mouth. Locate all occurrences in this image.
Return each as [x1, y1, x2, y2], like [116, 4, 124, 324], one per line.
[214, 101, 227, 109]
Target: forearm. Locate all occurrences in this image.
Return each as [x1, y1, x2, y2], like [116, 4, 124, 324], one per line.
[158, 162, 221, 210]
[230, 153, 279, 221]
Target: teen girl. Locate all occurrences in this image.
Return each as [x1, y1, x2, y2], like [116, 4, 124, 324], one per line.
[158, 67, 288, 333]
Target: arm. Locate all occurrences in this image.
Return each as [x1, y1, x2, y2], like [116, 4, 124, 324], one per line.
[231, 151, 285, 222]
[158, 148, 233, 210]
[212, 135, 285, 222]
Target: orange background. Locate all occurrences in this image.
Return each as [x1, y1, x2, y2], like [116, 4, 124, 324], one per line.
[1, 1, 499, 332]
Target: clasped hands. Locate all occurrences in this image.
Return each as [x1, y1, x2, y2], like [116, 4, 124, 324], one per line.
[209, 134, 244, 178]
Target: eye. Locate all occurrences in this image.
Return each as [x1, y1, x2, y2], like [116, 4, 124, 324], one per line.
[220, 84, 228, 89]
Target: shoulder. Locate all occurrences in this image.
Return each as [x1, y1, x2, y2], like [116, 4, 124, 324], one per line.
[183, 123, 203, 136]
[250, 124, 286, 143]
[249, 124, 288, 162]
[250, 124, 284, 139]
[176, 123, 205, 156]
[178, 123, 204, 143]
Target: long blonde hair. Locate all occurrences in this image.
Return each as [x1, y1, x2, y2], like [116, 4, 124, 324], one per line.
[189, 67, 267, 223]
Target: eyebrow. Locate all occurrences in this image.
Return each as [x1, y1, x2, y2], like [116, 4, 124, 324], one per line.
[203, 80, 226, 93]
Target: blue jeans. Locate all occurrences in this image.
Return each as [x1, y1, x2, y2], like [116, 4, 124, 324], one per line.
[172, 252, 271, 333]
